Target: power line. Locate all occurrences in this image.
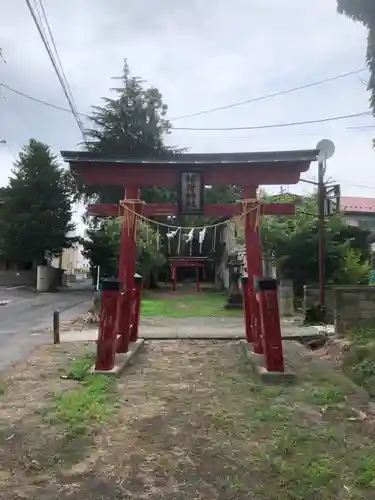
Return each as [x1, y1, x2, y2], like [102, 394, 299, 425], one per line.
[1, 78, 371, 134]
[346, 125, 375, 131]
[173, 111, 372, 131]
[24, 0, 86, 141]
[0, 80, 86, 116]
[36, 0, 81, 121]
[171, 68, 367, 121]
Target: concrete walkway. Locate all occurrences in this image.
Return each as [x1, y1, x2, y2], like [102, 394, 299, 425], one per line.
[60, 316, 331, 343]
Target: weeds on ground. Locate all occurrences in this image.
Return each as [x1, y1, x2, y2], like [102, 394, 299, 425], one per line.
[205, 361, 375, 499]
[343, 327, 375, 396]
[47, 353, 117, 437]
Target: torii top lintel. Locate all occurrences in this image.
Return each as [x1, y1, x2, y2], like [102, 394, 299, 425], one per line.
[60, 149, 318, 187]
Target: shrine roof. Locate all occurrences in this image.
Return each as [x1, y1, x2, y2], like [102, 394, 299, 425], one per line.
[60, 149, 319, 166]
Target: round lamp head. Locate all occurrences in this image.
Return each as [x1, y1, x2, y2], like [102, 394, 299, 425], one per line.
[317, 139, 335, 161]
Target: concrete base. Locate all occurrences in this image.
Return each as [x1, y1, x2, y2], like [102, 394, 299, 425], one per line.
[224, 291, 244, 310]
[241, 341, 296, 385]
[257, 366, 297, 385]
[224, 302, 243, 310]
[59, 321, 329, 343]
[91, 338, 144, 377]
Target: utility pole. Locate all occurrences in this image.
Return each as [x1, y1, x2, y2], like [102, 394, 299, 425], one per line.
[318, 158, 326, 317]
[315, 139, 335, 322]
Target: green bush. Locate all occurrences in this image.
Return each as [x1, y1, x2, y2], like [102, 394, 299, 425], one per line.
[333, 248, 370, 285]
[304, 303, 325, 324]
[342, 329, 375, 397]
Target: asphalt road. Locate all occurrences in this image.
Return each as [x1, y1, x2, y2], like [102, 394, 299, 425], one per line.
[0, 281, 94, 373]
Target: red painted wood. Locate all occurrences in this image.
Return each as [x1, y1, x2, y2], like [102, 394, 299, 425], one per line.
[95, 288, 118, 371]
[129, 278, 142, 343]
[115, 290, 131, 354]
[72, 161, 308, 188]
[168, 258, 206, 292]
[116, 188, 142, 352]
[256, 281, 285, 372]
[88, 204, 119, 217]
[243, 187, 264, 354]
[241, 277, 252, 343]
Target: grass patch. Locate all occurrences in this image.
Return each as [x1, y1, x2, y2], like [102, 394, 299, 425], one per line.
[356, 456, 375, 489]
[2, 341, 375, 498]
[343, 327, 375, 397]
[222, 372, 373, 499]
[308, 385, 347, 405]
[48, 353, 117, 437]
[0, 381, 6, 395]
[66, 353, 96, 381]
[141, 291, 241, 318]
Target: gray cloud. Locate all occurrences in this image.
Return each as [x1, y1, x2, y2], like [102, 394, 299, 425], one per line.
[0, 0, 373, 203]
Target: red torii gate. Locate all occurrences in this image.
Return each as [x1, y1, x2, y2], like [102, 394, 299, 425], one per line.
[61, 149, 318, 371]
[168, 256, 209, 292]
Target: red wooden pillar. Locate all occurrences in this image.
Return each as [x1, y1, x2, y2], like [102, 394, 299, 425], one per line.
[241, 276, 252, 343]
[255, 277, 285, 372]
[95, 278, 120, 371]
[129, 273, 143, 342]
[117, 187, 143, 352]
[243, 186, 264, 354]
[196, 264, 200, 292]
[115, 289, 131, 353]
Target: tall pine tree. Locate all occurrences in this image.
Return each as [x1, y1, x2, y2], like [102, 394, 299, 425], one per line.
[79, 60, 178, 279]
[2, 139, 75, 266]
[78, 59, 176, 205]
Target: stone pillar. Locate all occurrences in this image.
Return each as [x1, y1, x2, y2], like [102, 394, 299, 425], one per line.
[278, 279, 294, 316]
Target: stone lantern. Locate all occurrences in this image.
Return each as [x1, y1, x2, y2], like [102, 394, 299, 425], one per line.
[224, 253, 244, 310]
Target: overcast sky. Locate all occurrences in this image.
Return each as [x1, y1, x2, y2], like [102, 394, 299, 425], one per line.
[0, 0, 374, 231]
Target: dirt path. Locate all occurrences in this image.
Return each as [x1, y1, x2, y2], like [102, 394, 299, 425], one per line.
[0, 340, 375, 499]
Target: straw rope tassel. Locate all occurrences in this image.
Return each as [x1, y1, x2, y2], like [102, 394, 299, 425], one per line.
[212, 226, 217, 252]
[120, 200, 260, 233]
[156, 224, 160, 252]
[255, 200, 261, 231]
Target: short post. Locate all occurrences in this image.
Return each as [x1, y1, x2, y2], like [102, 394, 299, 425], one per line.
[129, 273, 142, 343]
[95, 278, 121, 372]
[53, 310, 60, 344]
[255, 277, 285, 373]
[241, 277, 252, 343]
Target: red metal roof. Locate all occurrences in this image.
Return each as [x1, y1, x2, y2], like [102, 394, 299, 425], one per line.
[341, 196, 375, 214]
